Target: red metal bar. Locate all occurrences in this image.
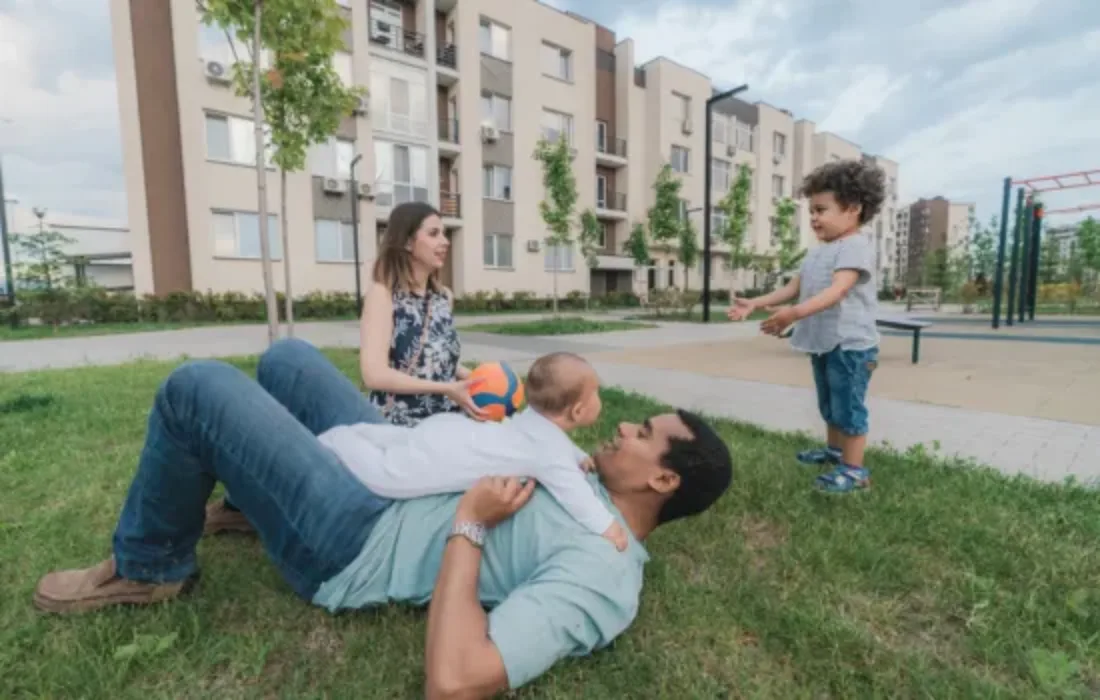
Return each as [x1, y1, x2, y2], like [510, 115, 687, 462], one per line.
[1011, 169, 1100, 192]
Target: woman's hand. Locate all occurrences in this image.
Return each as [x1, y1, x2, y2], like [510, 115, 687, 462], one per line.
[444, 379, 490, 421]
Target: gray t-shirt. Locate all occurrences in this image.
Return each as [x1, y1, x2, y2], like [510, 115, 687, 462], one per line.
[790, 233, 880, 354]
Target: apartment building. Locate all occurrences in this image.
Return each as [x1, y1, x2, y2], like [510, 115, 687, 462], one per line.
[109, 0, 900, 299]
[895, 206, 911, 282]
[903, 196, 974, 283]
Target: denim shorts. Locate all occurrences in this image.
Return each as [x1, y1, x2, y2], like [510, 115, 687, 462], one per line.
[810, 346, 878, 436]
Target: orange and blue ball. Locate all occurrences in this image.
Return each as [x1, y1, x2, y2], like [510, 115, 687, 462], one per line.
[469, 361, 525, 421]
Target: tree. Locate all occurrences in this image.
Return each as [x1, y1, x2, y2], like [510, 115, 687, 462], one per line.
[771, 196, 803, 284]
[251, 1, 361, 335]
[716, 162, 754, 294]
[1038, 231, 1062, 283]
[678, 215, 699, 290]
[578, 208, 601, 309]
[11, 228, 74, 290]
[534, 135, 578, 314]
[647, 164, 683, 252]
[625, 222, 649, 266]
[200, 0, 356, 344]
[970, 214, 998, 282]
[1076, 217, 1100, 283]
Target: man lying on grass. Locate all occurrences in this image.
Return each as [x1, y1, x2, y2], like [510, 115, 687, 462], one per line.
[33, 339, 732, 698]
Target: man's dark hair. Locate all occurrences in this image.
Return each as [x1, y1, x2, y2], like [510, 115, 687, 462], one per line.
[799, 160, 886, 225]
[657, 409, 733, 524]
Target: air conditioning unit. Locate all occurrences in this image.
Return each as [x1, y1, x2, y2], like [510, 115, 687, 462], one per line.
[772, 153, 783, 165]
[204, 60, 230, 84]
[480, 123, 500, 143]
[726, 144, 736, 157]
[374, 192, 394, 207]
[681, 119, 693, 135]
[526, 240, 541, 252]
[357, 183, 374, 200]
[322, 177, 347, 194]
[352, 96, 368, 117]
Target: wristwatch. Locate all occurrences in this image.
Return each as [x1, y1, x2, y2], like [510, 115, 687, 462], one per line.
[448, 520, 487, 548]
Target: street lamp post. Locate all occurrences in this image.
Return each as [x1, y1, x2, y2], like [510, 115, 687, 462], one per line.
[349, 153, 364, 315]
[702, 83, 749, 322]
[0, 155, 14, 310]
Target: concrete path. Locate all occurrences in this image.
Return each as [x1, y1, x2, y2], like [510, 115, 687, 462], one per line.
[2, 312, 1097, 486]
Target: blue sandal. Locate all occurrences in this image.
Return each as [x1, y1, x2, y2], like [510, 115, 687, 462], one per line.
[814, 464, 870, 493]
[796, 447, 841, 466]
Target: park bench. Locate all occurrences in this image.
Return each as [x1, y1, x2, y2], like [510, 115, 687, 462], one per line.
[876, 315, 933, 364]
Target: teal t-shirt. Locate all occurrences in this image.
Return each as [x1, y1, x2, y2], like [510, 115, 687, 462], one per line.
[312, 474, 649, 689]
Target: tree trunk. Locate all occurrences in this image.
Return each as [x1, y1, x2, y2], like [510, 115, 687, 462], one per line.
[280, 167, 294, 336]
[251, 0, 279, 345]
[552, 266, 559, 315]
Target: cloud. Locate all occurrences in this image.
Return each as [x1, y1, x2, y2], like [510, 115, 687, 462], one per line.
[0, 3, 124, 220]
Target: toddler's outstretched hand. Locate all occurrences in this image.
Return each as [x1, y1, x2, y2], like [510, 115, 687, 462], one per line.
[579, 455, 596, 472]
[726, 295, 757, 321]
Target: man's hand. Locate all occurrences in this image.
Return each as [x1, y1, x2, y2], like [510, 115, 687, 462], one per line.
[760, 306, 799, 336]
[456, 476, 536, 528]
[726, 295, 757, 321]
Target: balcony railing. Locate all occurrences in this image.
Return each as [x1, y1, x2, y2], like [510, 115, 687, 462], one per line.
[440, 192, 461, 218]
[597, 137, 627, 158]
[369, 24, 426, 59]
[438, 117, 459, 143]
[597, 191, 627, 211]
[437, 41, 457, 69]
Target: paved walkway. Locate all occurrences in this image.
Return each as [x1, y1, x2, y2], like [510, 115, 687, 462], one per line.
[2, 314, 1097, 486]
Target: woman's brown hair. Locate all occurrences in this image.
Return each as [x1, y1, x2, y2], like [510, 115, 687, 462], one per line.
[371, 201, 444, 293]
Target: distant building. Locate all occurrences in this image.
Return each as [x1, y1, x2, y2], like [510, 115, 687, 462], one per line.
[902, 196, 974, 284]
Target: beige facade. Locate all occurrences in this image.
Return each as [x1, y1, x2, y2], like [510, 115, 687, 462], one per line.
[110, 0, 901, 300]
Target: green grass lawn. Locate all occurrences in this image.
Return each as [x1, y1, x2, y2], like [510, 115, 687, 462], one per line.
[625, 309, 771, 323]
[2, 351, 1099, 698]
[464, 316, 656, 335]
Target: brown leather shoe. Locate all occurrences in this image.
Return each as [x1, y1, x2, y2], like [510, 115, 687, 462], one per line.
[33, 557, 196, 614]
[204, 497, 256, 535]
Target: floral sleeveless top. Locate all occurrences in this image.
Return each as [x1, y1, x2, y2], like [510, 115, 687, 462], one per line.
[368, 287, 462, 426]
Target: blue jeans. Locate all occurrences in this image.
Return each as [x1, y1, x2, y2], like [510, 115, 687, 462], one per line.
[111, 339, 393, 600]
[810, 346, 878, 436]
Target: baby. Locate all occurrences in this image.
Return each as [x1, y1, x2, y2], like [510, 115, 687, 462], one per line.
[318, 351, 629, 551]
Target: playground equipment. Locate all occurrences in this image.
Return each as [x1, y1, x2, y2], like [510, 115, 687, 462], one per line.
[991, 169, 1100, 329]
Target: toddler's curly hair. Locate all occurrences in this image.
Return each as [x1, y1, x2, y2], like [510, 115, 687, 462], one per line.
[799, 160, 886, 225]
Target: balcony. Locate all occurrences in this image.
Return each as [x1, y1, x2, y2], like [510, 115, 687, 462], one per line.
[369, 24, 426, 60]
[440, 191, 461, 220]
[438, 117, 460, 152]
[596, 137, 628, 168]
[437, 41, 457, 70]
[596, 191, 628, 220]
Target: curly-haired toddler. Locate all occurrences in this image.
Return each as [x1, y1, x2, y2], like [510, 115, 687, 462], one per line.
[728, 159, 886, 493]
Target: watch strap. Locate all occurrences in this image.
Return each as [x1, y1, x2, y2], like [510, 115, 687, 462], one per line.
[448, 520, 487, 547]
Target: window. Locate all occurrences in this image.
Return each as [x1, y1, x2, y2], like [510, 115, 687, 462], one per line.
[212, 211, 281, 259]
[310, 137, 355, 178]
[541, 42, 572, 81]
[480, 92, 512, 130]
[734, 122, 755, 152]
[677, 199, 689, 222]
[712, 115, 727, 144]
[483, 233, 513, 268]
[772, 174, 784, 198]
[671, 145, 689, 173]
[205, 113, 273, 166]
[773, 131, 787, 156]
[315, 219, 356, 262]
[597, 222, 609, 248]
[541, 109, 574, 145]
[370, 62, 428, 137]
[711, 211, 728, 237]
[597, 175, 607, 207]
[332, 51, 353, 86]
[369, 1, 402, 42]
[711, 158, 731, 191]
[596, 120, 608, 151]
[373, 140, 429, 206]
[675, 93, 691, 121]
[483, 164, 512, 200]
[479, 18, 511, 60]
[545, 243, 574, 271]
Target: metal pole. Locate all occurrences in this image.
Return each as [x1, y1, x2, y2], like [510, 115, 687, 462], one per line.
[0, 154, 16, 316]
[991, 177, 1010, 329]
[1017, 197, 1032, 323]
[1028, 203, 1043, 320]
[702, 83, 749, 323]
[1006, 187, 1024, 327]
[350, 153, 363, 316]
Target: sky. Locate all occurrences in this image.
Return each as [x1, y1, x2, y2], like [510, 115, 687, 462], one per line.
[0, 0, 1097, 230]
